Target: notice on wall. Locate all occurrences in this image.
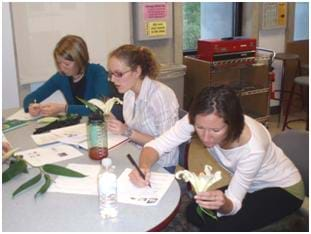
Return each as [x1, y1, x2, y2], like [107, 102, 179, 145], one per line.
[262, 2, 287, 30]
[134, 2, 172, 40]
[146, 21, 167, 37]
[144, 3, 168, 19]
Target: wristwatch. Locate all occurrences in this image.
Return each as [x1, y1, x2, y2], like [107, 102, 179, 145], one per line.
[122, 126, 133, 138]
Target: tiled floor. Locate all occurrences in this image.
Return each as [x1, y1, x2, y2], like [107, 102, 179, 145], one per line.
[268, 111, 308, 137]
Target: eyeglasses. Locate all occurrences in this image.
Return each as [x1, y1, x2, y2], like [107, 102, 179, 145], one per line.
[107, 69, 131, 81]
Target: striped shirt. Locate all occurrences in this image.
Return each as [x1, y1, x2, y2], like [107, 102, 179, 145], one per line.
[123, 76, 179, 167]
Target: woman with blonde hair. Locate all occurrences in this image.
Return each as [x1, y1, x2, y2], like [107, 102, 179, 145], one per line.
[107, 44, 179, 173]
[23, 35, 121, 118]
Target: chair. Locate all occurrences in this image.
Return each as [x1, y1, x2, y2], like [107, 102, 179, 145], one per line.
[282, 76, 309, 131]
[258, 130, 309, 231]
[274, 53, 301, 126]
[178, 108, 190, 169]
[272, 130, 309, 196]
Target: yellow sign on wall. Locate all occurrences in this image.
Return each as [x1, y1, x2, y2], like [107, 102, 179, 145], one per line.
[277, 3, 286, 26]
[262, 2, 287, 30]
[146, 21, 167, 37]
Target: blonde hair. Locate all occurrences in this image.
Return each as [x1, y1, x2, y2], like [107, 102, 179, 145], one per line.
[108, 44, 159, 79]
[53, 35, 89, 75]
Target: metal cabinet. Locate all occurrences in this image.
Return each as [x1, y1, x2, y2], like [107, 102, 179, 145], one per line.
[183, 56, 270, 125]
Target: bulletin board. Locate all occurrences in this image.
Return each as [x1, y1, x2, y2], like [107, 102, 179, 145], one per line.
[11, 3, 131, 85]
[134, 2, 173, 41]
[262, 2, 287, 30]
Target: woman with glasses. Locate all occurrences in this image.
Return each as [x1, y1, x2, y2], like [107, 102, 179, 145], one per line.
[130, 85, 304, 231]
[107, 44, 179, 173]
[23, 35, 122, 118]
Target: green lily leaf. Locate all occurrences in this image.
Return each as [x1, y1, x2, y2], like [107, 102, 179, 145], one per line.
[12, 173, 42, 197]
[196, 205, 217, 221]
[42, 164, 86, 177]
[35, 174, 51, 198]
[9, 159, 28, 173]
[37, 117, 59, 124]
[76, 97, 103, 114]
[3, 160, 28, 183]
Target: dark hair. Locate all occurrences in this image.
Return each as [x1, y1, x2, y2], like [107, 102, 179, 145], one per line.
[108, 44, 159, 79]
[189, 85, 245, 144]
[53, 35, 89, 75]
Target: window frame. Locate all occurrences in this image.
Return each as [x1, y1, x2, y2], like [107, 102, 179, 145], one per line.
[183, 2, 243, 55]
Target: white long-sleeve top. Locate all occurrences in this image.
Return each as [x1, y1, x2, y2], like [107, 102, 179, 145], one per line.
[145, 115, 301, 216]
[123, 76, 179, 167]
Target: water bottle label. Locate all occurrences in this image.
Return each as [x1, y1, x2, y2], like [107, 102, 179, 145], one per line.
[99, 174, 117, 195]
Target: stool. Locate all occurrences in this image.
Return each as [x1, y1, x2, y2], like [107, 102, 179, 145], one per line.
[274, 53, 301, 126]
[282, 76, 309, 131]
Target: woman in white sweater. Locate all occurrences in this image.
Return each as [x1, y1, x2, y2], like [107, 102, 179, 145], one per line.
[129, 85, 304, 231]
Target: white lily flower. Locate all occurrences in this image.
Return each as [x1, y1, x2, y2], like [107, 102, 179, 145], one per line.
[175, 165, 222, 194]
[89, 97, 123, 115]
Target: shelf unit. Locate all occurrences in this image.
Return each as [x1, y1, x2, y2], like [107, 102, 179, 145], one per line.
[183, 55, 270, 125]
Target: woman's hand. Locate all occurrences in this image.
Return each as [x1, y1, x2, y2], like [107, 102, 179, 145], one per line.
[107, 115, 127, 135]
[2, 142, 11, 154]
[195, 190, 226, 211]
[129, 167, 151, 187]
[28, 103, 41, 117]
[40, 103, 66, 116]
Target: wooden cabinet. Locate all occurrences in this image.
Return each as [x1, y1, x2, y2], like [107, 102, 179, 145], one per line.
[183, 56, 270, 124]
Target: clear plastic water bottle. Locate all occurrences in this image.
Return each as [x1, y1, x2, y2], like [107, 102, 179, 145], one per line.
[98, 158, 118, 219]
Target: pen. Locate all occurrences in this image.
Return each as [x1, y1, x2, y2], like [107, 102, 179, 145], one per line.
[126, 154, 151, 188]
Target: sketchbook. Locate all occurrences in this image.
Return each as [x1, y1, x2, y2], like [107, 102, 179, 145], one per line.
[15, 144, 83, 167]
[6, 108, 41, 121]
[48, 165, 175, 206]
[117, 168, 175, 206]
[31, 123, 128, 150]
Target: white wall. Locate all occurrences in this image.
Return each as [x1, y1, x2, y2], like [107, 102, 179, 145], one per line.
[3, 3, 20, 109]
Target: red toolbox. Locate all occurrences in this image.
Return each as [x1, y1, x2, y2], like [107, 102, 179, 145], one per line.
[197, 38, 257, 62]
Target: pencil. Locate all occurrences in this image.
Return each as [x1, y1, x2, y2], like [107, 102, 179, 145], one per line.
[126, 154, 151, 188]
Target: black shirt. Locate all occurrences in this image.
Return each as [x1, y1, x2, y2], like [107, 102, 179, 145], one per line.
[69, 76, 86, 104]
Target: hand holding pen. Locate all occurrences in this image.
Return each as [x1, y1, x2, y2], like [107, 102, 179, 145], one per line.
[28, 99, 41, 117]
[127, 154, 151, 188]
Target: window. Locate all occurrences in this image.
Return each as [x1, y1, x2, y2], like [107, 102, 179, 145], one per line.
[183, 2, 242, 52]
[294, 2, 309, 40]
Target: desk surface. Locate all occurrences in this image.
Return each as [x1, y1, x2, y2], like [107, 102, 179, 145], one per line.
[2, 110, 181, 231]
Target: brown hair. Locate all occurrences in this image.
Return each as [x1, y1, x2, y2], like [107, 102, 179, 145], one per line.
[53, 35, 89, 75]
[189, 85, 245, 144]
[108, 44, 159, 79]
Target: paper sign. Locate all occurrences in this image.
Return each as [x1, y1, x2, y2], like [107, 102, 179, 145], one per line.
[146, 21, 167, 37]
[144, 3, 168, 19]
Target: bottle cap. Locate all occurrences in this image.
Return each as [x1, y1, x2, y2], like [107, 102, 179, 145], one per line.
[101, 158, 112, 168]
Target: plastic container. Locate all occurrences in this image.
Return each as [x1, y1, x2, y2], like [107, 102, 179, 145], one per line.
[87, 112, 108, 160]
[98, 158, 118, 219]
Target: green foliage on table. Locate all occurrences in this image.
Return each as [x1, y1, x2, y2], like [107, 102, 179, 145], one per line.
[2, 153, 86, 198]
[3, 160, 28, 183]
[42, 164, 86, 177]
[76, 96, 103, 115]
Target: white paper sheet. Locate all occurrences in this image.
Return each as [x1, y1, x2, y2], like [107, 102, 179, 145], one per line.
[31, 132, 62, 146]
[7, 108, 41, 121]
[48, 164, 101, 195]
[16, 144, 83, 167]
[31, 123, 128, 150]
[117, 168, 175, 206]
